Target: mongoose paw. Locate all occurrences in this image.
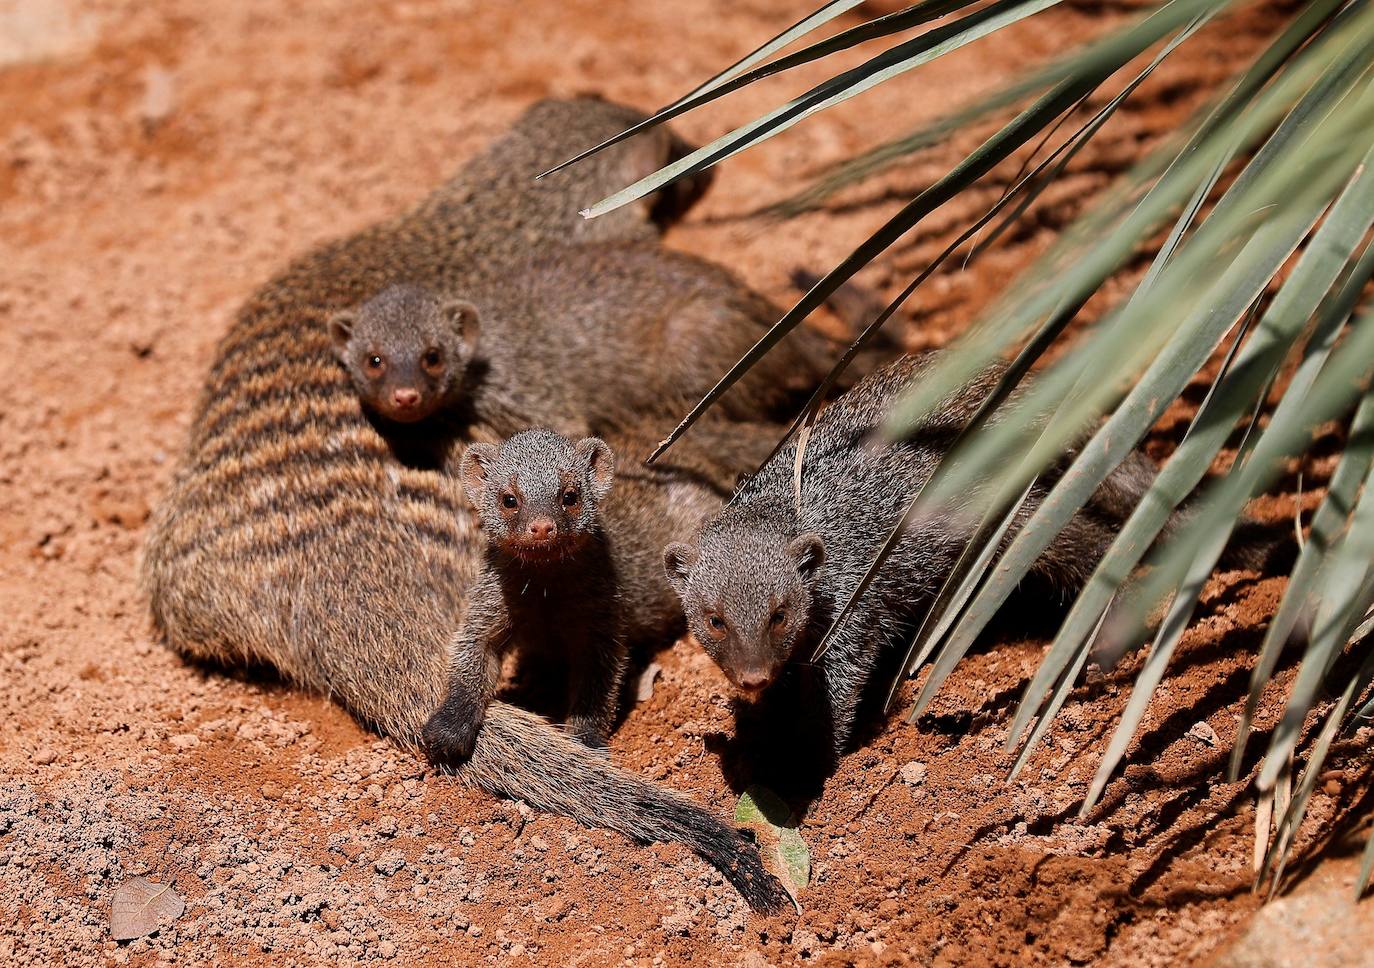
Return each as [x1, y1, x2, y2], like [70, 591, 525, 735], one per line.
[420, 698, 484, 764]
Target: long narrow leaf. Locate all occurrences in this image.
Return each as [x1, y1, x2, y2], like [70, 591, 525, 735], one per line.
[646, 0, 1259, 464]
[1023, 143, 1374, 765]
[550, 0, 980, 180]
[882, 3, 1374, 438]
[670, 1, 870, 106]
[583, 0, 1068, 219]
[784, 0, 1344, 211]
[894, 34, 1374, 717]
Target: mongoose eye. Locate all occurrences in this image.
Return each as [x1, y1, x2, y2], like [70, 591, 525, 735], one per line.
[365, 354, 385, 376]
[421, 348, 443, 374]
[561, 487, 580, 508]
[708, 614, 726, 630]
[501, 493, 518, 510]
[769, 608, 786, 628]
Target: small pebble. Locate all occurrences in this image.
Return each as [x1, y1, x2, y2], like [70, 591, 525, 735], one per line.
[899, 762, 927, 786]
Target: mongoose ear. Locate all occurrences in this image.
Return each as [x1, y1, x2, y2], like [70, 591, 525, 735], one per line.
[789, 534, 826, 583]
[662, 542, 698, 597]
[327, 311, 356, 356]
[442, 300, 481, 363]
[459, 443, 499, 506]
[575, 437, 616, 501]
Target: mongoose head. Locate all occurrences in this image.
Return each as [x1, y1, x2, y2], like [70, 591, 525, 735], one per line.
[460, 429, 615, 564]
[328, 283, 479, 424]
[663, 511, 825, 697]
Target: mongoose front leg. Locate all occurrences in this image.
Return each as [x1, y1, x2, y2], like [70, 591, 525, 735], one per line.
[563, 615, 627, 751]
[421, 575, 508, 763]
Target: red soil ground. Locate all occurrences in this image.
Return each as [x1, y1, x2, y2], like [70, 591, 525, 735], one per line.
[3, 1, 1371, 965]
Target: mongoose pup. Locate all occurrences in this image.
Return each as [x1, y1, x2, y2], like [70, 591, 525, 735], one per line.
[423, 422, 781, 760]
[427, 429, 628, 756]
[663, 352, 1169, 766]
[326, 243, 865, 446]
[142, 98, 786, 912]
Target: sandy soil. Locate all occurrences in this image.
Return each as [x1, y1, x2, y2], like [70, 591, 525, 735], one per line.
[3, 0, 1372, 965]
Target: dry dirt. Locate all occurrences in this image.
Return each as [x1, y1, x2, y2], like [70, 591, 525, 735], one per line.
[3, 0, 1373, 966]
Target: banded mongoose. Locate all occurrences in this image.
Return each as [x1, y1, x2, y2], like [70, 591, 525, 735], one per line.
[325, 239, 865, 446]
[329, 284, 479, 425]
[427, 429, 628, 757]
[142, 98, 786, 912]
[422, 422, 779, 761]
[663, 352, 1170, 764]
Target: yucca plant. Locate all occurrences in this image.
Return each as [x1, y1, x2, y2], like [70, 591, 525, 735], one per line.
[551, 0, 1374, 894]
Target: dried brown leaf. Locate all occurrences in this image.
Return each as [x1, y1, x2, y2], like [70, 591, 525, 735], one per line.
[110, 877, 184, 941]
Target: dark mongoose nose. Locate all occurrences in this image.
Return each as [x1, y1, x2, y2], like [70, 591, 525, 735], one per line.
[526, 518, 557, 541]
[391, 387, 421, 408]
[734, 669, 772, 692]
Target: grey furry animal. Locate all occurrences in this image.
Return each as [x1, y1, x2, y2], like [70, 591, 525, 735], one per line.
[663, 352, 1163, 764]
[424, 422, 780, 760]
[142, 98, 787, 912]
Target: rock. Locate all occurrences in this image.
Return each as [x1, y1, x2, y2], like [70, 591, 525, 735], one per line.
[32, 748, 57, 765]
[374, 851, 405, 876]
[899, 762, 928, 786]
[1187, 721, 1218, 747]
[169, 734, 199, 751]
[1213, 850, 1374, 967]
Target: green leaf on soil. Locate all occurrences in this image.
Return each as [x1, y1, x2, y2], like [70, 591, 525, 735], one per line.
[735, 784, 810, 907]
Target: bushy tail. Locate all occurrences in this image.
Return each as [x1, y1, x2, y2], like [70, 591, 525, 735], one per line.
[461, 703, 789, 913]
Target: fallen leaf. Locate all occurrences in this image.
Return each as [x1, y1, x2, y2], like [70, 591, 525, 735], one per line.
[635, 662, 661, 703]
[735, 784, 810, 911]
[110, 877, 184, 941]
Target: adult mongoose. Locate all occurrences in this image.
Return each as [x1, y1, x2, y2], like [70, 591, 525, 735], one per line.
[423, 422, 779, 760]
[662, 352, 1172, 765]
[142, 97, 786, 912]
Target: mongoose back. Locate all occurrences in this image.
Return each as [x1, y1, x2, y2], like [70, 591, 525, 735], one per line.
[663, 352, 1165, 763]
[142, 98, 786, 912]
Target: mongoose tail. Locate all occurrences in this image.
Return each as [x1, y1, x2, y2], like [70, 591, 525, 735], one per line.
[464, 702, 788, 913]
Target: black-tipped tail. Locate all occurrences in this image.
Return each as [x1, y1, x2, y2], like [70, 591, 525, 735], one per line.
[457, 701, 788, 913]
